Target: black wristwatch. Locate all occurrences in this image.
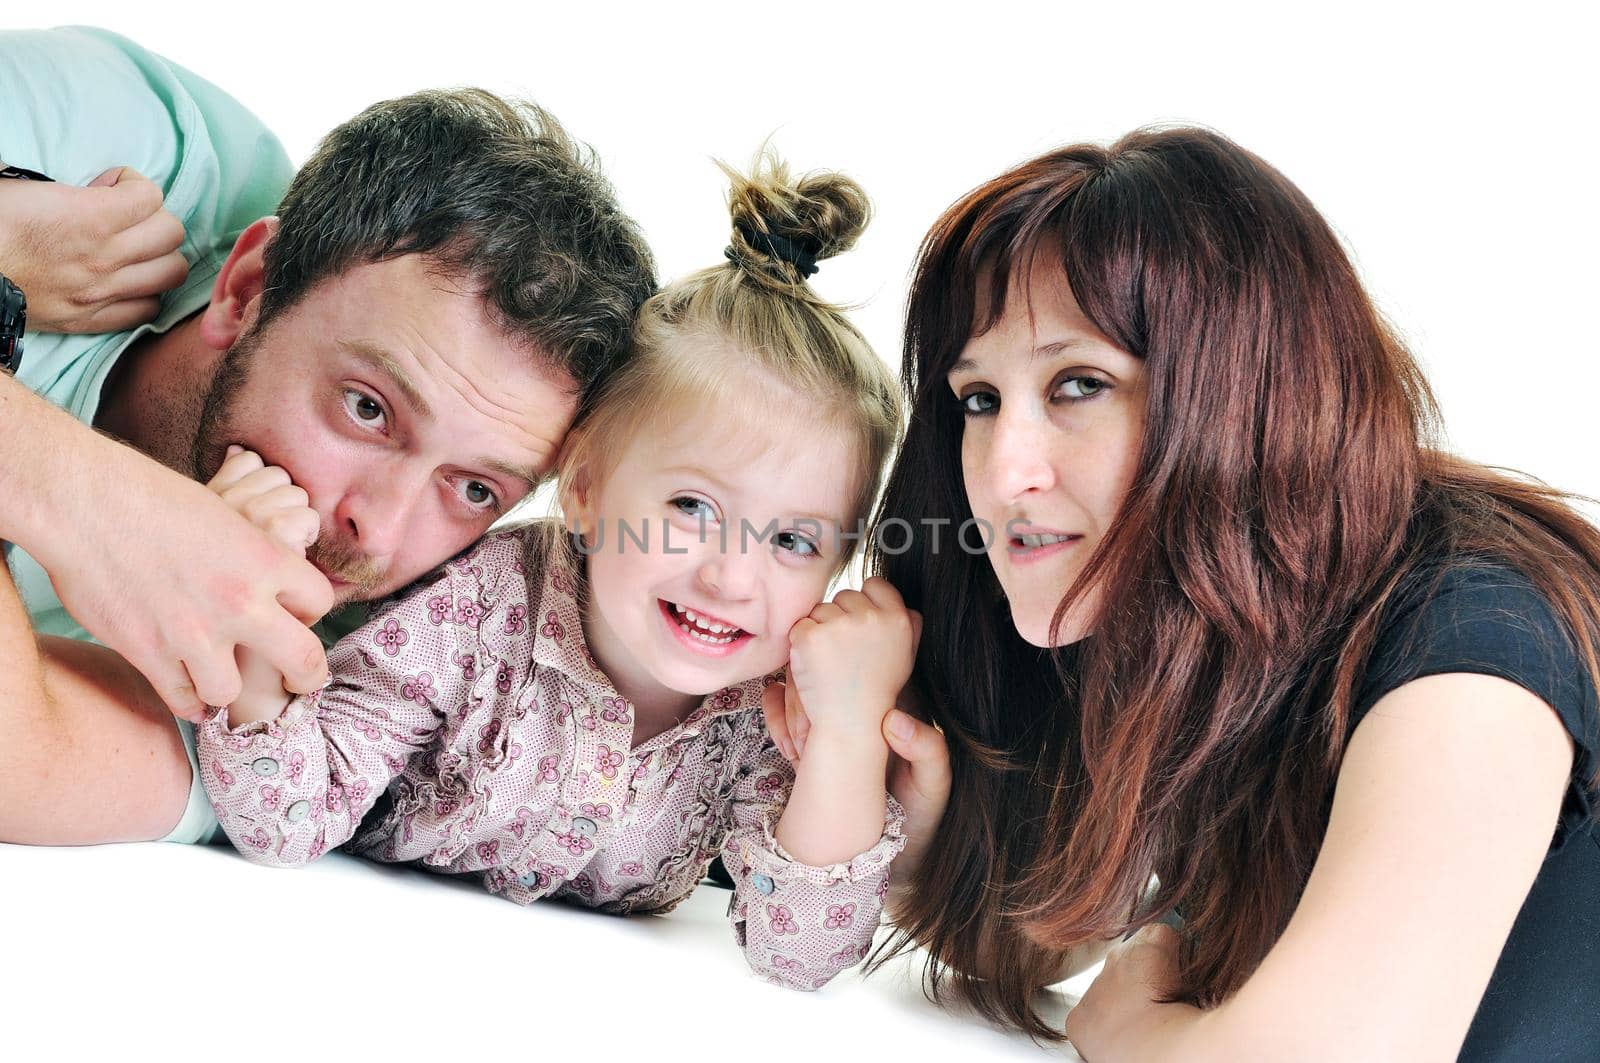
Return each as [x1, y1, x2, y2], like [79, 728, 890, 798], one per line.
[0, 273, 23, 375]
[0, 161, 48, 375]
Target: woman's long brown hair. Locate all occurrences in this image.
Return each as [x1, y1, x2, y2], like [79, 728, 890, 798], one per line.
[868, 127, 1600, 1038]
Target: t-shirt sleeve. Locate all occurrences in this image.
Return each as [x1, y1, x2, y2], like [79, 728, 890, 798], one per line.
[0, 26, 293, 296]
[1353, 561, 1600, 846]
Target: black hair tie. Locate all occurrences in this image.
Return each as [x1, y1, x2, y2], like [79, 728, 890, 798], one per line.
[724, 225, 820, 279]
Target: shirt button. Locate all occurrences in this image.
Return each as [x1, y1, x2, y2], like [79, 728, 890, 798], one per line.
[284, 800, 311, 824]
[518, 873, 541, 888]
[752, 873, 776, 896]
[571, 817, 597, 838]
[251, 757, 280, 777]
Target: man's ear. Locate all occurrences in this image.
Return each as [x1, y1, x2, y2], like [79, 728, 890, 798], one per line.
[197, 217, 278, 352]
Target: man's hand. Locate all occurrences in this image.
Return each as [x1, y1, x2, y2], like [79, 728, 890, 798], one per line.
[0, 167, 187, 333]
[30, 435, 332, 724]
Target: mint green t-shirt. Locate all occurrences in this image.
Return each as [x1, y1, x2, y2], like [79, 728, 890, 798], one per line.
[1, 26, 295, 639]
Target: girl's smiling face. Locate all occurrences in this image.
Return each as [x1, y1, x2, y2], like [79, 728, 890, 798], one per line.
[567, 378, 859, 714]
[948, 259, 1148, 647]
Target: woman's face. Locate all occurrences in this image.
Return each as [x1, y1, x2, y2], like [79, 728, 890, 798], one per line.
[948, 259, 1147, 646]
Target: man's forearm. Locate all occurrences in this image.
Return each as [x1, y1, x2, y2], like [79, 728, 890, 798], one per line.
[0, 370, 131, 566]
[0, 371, 87, 553]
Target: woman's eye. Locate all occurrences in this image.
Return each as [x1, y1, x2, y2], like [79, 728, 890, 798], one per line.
[774, 531, 819, 557]
[959, 390, 999, 415]
[459, 479, 497, 511]
[1057, 376, 1107, 400]
[343, 389, 386, 427]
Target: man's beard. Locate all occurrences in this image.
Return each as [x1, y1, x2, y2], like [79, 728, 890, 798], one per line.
[190, 326, 386, 602]
[189, 322, 258, 483]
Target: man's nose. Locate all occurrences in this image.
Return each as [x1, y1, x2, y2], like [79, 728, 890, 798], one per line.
[334, 465, 429, 560]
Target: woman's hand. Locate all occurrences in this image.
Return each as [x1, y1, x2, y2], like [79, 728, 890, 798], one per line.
[879, 689, 951, 895]
[0, 167, 188, 333]
[1066, 925, 1199, 1061]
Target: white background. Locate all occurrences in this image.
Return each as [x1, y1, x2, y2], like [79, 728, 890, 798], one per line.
[3, 2, 1596, 1059]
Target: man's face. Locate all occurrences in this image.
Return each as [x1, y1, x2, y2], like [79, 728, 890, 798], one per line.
[196, 254, 578, 604]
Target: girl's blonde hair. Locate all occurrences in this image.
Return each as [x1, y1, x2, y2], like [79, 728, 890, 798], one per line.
[557, 148, 901, 572]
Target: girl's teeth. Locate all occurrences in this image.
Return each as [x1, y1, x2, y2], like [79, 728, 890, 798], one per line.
[671, 602, 739, 642]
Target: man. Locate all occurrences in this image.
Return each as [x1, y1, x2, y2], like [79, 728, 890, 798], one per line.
[0, 27, 655, 846]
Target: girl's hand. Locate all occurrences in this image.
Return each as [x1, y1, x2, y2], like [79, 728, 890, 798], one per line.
[1066, 925, 1197, 1061]
[783, 576, 921, 745]
[762, 684, 950, 846]
[0, 167, 188, 333]
[206, 446, 320, 554]
[204, 446, 323, 724]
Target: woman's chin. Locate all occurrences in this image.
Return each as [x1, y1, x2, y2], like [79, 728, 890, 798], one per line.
[1012, 611, 1091, 649]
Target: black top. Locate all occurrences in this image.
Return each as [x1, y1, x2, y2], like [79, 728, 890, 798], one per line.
[1351, 559, 1600, 1062]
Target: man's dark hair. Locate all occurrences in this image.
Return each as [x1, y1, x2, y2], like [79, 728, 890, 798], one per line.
[258, 88, 656, 398]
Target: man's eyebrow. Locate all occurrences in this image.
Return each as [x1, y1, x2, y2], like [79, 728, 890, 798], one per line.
[482, 458, 542, 496]
[337, 340, 432, 419]
[949, 338, 1087, 375]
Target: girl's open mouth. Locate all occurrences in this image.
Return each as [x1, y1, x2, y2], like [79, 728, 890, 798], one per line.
[659, 599, 754, 655]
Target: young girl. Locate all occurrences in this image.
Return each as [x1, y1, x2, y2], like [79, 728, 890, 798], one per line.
[195, 152, 917, 991]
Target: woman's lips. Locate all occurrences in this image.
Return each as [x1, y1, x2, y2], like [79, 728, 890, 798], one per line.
[1005, 532, 1083, 565]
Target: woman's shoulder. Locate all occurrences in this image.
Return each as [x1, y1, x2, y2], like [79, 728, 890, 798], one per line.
[1363, 554, 1580, 689]
[1355, 550, 1599, 837]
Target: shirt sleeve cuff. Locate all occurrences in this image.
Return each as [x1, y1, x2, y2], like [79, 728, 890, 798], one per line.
[201, 687, 322, 746]
[735, 793, 907, 887]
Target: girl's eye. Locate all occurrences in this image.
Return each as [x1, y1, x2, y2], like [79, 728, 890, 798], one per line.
[1056, 376, 1107, 400]
[671, 496, 717, 522]
[343, 389, 386, 427]
[458, 479, 497, 511]
[774, 530, 820, 558]
[958, 389, 999, 416]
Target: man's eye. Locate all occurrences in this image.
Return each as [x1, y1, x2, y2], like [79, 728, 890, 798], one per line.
[959, 390, 998, 415]
[344, 389, 386, 425]
[460, 480, 497, 510]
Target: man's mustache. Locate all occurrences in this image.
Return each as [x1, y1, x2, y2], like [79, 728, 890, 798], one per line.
[306, 532, 385, 597]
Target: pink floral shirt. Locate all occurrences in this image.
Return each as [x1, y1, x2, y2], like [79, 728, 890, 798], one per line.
[197, 523, 904, 990]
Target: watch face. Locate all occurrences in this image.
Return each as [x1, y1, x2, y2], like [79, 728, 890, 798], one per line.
[0, 164, 52, 182]
[0, 274, 24, 373]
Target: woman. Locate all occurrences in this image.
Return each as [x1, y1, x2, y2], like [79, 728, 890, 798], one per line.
[832, 128, 1599, 1061]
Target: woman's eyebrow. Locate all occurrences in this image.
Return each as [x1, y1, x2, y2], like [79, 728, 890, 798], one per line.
[949, 337, 1087, 374]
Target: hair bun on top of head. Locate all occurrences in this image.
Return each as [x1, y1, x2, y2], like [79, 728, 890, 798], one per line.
[721, 147, 871, 289]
